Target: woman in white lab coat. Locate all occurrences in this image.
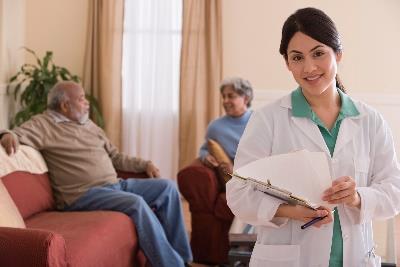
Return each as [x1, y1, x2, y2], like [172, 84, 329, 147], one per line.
[226, 7, 400, 267]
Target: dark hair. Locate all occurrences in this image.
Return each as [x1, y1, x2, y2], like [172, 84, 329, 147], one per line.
[279, 7, 345, 92]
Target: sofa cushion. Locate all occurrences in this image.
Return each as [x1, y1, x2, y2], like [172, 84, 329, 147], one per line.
[178, 163, 220, 212]
[0, 145, 48, 178]
[0, 180, 26, 228]
[190, 212, 232, 264]
[0, 227, 66, 267]
[214, 193, 234, 222]
[26, 211, 138, 267]
[2, 171, 55, 220]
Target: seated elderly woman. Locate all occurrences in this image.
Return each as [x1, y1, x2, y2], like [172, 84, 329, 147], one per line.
[178, 77, 254, 265]
[199, 77, 253, 177]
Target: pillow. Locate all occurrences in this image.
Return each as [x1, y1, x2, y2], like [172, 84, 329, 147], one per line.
[0, 180, 26, 228]
[207, 139, 232, 183]
[0, 145, 48, 177]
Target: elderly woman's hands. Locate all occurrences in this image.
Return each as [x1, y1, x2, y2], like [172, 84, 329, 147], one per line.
[203, 154, 233, 176]
[322, 176, 361, 208]
[145, 161, 161, 178]
[203, 154, 219, 168]
[218, 162, 233, 175]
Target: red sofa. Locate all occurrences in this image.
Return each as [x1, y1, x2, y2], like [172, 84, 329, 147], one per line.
[177, 159, 234, 265]
[0, 169, 149, 267]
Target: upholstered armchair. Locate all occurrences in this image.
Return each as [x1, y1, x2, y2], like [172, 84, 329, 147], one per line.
[177, 159, 234, 265]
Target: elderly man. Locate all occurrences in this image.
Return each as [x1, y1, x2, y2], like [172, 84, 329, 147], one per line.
[0, 81, 192, 267]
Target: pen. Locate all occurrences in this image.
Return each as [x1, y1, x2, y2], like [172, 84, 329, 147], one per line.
[300, 210, 334, 230]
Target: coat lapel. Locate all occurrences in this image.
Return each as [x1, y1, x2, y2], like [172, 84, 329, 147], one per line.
[291, 116, 330, 154]
[280, 94, 329, 154]
[280, 92, 363, 157]
[333, 118, 361, 156]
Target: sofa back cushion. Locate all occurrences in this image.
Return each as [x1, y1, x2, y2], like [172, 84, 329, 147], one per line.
[0, 179, 26, 228]
[1, 171, 55, 219]
[0, 145, 54, 219]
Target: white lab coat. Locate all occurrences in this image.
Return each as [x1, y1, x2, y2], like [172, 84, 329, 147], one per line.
[226, 93, 400, 267]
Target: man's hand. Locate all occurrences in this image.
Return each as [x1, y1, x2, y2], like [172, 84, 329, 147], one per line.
[146, 161, 161, 178]
[0, 133, 18, 155]
[275, 204, 333, 228]
[203, 154, 219, 168]
[322, 176, 361, 209]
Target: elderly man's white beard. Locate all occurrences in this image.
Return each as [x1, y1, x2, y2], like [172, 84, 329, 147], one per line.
[70, 107, 89, 124]
[78, 112, 89, 124]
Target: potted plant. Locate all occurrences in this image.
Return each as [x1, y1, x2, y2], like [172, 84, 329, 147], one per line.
[7, 48, 104, 128]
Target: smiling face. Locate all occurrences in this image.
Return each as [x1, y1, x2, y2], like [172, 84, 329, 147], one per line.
[286, 32, 342, 99]
[221, 85, 249, 117]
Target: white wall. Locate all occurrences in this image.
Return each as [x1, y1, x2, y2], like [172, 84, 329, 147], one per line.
[0, 85, 7, 128]
[0, 0, 25, 129]
[25, 0, 89, 77]
[0, 0, 89, 129]
[222, 0, 400, 93]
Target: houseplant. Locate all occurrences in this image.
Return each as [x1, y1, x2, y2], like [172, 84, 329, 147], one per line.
[7, 48, 104, 128]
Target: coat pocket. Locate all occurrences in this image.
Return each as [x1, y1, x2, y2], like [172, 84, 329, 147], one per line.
[365, 254, 381, 267]
[354, 157, 370, 186]
[249, 243, 300, 267]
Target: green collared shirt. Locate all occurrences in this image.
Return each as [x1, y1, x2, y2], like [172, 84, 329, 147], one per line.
[291, 87, 359, 267]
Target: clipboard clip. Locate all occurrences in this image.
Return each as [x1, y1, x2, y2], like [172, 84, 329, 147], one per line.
[227, 172, 317, 210]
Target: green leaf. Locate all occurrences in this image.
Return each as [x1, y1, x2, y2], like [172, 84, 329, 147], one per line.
[11, 80, 27, 100]
[42, 51, 53, 70]
[23, 47, 36, 55]
[9, 74, 18, 83]
[7, 48, 103, 128]
[72, 75, 80, 82]
[14, 109, 30, 127]
[23, 47, 42, 67]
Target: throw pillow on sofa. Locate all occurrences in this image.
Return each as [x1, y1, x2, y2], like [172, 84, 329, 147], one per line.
[0, 180, 26, 228]
[0, 144, 48, 177]
[207, 139, 232, 184]
[0, 144, 48, 228]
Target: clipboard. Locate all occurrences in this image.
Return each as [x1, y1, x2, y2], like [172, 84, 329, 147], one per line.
[228, 172, 317, 210]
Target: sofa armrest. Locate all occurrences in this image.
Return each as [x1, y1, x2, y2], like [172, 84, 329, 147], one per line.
[177, 159, 221, 212]
[116, 170, 148, 179]
[0, 227, 67, 267]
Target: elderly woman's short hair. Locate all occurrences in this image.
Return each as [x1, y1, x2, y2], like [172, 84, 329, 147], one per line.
[219, 77, 254, 107]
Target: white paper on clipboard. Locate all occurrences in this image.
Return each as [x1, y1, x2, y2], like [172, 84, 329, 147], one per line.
[234, 150, 334, 209]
